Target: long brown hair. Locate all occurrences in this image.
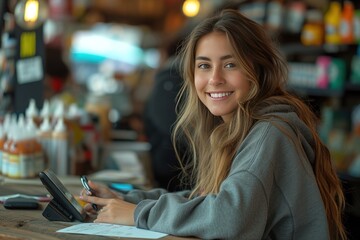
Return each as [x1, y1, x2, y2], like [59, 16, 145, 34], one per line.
[173, 9, 346, 239]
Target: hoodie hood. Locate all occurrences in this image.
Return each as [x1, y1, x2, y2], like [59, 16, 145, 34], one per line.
[257, 104, 316, 166]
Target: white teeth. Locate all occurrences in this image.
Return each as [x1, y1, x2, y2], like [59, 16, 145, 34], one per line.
[209, 92, 231, 98]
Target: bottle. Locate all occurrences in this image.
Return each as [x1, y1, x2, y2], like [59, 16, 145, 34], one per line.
[354, 10, 360, 43]
[7, 129, 21, 178]
[52, 117, 69, 176]
[26, 128, 44, 178]
[324, 1, 342, 45]
[266, 0, 284, 31]
[301, 9, 324, 46]
[38, 117, 53, 170]
[40, 100, 51, 122]
[2, 120, 16, 176]
[285, 1, 306, 33]
[340, 0, 355, 44]
[25, 98, 39, 125]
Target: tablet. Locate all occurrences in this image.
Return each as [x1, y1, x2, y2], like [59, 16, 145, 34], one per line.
[39, 169, 86, 222]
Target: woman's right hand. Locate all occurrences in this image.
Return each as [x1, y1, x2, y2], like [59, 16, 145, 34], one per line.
[80, 180, 124, 215]
[80, 180, 119, 199]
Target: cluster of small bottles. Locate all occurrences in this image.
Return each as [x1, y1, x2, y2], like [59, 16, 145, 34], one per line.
[0, 99, 83, 179]
[302, 0, 360, 46]
[0, 115, 44, 179]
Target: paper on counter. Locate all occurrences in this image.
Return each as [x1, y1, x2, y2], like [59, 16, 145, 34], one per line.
[57, 223, 168, 239]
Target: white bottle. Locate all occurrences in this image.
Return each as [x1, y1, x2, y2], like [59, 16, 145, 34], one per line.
[40, 100, 51, 121]
[25, 99, 39, 121]
[52, 118, 69, 176]
[38, 117, 53, 170]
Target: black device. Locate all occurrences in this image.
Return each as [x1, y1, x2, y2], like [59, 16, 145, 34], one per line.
[80, 175, 98, 211]
[4, 197, 40, 210]
[39, 169, 86, 222]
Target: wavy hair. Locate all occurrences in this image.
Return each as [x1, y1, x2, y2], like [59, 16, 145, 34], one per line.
[172, 9, 346, 240]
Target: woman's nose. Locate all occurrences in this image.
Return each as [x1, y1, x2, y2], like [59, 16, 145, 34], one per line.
[209, 68, 224, 85]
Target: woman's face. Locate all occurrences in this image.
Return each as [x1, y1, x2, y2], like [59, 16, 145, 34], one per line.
[194, 32, 250, 123]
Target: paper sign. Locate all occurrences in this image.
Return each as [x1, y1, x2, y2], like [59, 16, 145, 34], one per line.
[57, 223, 168, 239]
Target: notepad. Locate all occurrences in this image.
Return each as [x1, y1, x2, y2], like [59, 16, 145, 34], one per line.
[57, 223, 168, 239]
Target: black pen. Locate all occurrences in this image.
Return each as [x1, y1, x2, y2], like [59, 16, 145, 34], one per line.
[80, 175, 98, 211]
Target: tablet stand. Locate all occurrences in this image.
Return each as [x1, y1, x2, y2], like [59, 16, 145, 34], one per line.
[42, 199, 74, 222]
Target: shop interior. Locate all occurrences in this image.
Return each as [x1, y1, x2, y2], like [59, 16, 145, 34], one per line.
[0, 0, 360, 238]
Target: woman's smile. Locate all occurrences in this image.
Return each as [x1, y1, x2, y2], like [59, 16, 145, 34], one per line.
[207, 91, 233, 99]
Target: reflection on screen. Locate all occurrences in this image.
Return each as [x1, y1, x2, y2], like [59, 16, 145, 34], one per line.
[46, 170, 83, 213]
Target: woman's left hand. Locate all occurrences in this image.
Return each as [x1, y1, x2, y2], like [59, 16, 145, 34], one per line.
[80, 194, 136, 225]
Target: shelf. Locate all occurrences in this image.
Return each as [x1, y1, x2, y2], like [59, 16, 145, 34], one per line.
[288, 85, 344, 97]
[346, 83, 360, 92]
[281, 42, 358, 56]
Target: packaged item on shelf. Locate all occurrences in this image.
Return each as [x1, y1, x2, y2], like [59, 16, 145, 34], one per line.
[284, 1, 306, 33]
[350, 55, 360, 84]
[266, 0, 284, 31]
[339, 0, 355, 44]
[239, 2, 266, 25]
[324, 1, 342, 45]
[287, 62, 317, 88]
[315, 56, 332, 88]
[354, 10, 360, 43]
[348, 105, 360, 177]
[329, 58, 346, 89]
[301, 9, 324, 46]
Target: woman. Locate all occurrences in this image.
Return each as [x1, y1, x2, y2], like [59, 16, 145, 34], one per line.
[81, 9, 346, 239]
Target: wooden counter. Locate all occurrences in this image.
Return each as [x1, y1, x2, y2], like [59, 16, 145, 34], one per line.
[0, 181, 194, 240]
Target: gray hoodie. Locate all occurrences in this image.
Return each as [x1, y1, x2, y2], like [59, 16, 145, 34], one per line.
[124, 104, 329, 239]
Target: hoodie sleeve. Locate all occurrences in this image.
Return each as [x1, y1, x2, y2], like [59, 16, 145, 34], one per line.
[133, 123, 274, 239]
[134, 171, 268, 239]
[124, 188, 191, 204]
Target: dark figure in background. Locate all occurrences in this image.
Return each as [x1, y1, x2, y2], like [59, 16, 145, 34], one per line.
[143, 57, 185, 191]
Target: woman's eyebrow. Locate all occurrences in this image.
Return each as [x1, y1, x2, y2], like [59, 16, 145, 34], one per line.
[195, 55, 233, 61]
[195, 56, 210, 61]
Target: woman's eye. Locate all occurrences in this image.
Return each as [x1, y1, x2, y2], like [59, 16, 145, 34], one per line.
[225, 63, 235, 68]
[198, 63, 209, 69]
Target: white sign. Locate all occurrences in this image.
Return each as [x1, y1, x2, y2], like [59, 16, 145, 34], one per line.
[16, 56, 43, 84]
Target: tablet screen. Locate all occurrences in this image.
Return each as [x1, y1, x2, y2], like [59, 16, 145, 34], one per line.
[39, 169, 86, 221]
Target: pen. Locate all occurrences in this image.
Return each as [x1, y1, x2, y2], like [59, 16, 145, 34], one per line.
[80, 175, 98, 211]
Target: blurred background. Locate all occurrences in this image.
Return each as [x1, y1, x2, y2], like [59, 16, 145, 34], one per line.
[0, 0, 360, 238]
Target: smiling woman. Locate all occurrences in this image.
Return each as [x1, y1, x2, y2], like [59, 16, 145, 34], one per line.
[79, 9, 347, 240]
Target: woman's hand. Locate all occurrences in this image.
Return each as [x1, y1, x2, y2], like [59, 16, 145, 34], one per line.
[80, 180, 123, 215]
[80, 194, 136, 226]
[80, 180, 119, 199]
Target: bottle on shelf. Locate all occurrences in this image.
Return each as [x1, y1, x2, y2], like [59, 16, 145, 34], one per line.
[353, 9, 360, 43]
[324, 1, 342, 45]
[37, 117, 53, 170]
[52, 117, 69, 176]
[301, 9, 324, 46]
[339, 0, 355, 44]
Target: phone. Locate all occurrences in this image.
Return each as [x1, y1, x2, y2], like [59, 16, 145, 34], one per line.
[80, 175, 98, 211]
[39, 169, 86, 222]
[4, 197, 39, 210]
